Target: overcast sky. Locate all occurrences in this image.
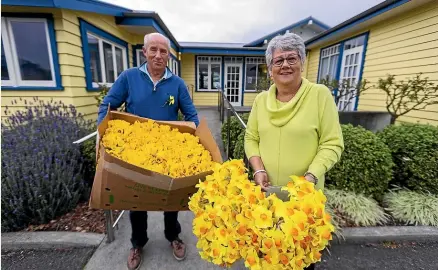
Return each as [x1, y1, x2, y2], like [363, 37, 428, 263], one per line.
[103, 0, 384, 43]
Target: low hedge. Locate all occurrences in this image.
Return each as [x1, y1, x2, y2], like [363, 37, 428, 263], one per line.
[221, 113, 249, 158]
[326, 124, 394, 200]
[377, 123, 438, 194]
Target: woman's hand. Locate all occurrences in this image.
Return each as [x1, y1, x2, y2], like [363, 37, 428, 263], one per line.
[254, 171, 270, 191]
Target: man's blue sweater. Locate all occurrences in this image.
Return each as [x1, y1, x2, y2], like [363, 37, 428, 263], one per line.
[97, 63, 199, 126]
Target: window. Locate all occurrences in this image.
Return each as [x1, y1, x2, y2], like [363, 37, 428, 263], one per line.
[317, 34, 369, 111]
[168, 57, 179, 76]
[1, 17, 57, 87]
[197, 56, 221, 91]
[317, 44, 340, 83]
[86, 33, 127, 88]
[136, 49, 146, 66]
[245, 57, 268, 91]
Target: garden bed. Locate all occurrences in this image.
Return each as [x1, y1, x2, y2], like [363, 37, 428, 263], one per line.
[22, 202, 120, 234]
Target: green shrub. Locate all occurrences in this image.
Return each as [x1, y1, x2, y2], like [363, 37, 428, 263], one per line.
[377, 123, 438, 194]
[384, 188, 438, 226]
[325, 189, 388, 226]
[221, 113, 249, 158]
[233, 131, 255, 179]
[326, 124, 394, 200]
[233, 131, 245, 160]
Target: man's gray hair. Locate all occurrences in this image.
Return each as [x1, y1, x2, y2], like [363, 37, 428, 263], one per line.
[265, 33, 306, 69]
[143, 32, 170, 50]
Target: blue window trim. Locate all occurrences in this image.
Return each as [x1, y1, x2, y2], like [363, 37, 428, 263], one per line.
[132, 44, 143, 67]
[243, 56, 268, 93]
[194, 55, 226, 93]
[195, 55, 248, 106]
[1, 12, 63, 91]
[79, 18, 129, 91]
[355, 32, 369, 111]
[316, 31, 369, 111]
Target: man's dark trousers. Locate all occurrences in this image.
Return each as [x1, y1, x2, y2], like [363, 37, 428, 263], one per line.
[130, 210, 181, 248]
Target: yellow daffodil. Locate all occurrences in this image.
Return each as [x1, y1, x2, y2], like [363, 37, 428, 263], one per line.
[102, 119, 216, 178]
[190, 160, 335, 269]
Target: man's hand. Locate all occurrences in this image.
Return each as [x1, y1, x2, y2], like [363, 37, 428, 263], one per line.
[254, 171, 270, 191]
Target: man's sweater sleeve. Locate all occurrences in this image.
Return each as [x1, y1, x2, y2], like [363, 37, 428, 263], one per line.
[178, 83, 199, 126]
[97, 71, 129, 125]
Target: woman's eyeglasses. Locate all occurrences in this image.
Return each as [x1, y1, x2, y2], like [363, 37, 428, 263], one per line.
[272, 55, 300, 67]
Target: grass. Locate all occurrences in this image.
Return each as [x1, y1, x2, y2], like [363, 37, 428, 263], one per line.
[325, 189, 389, 227]
[383, 187, 438, 226]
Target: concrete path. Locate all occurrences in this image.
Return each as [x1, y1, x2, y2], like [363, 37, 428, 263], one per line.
[83, 211, 246, 270]
[196, 107, 227, 161]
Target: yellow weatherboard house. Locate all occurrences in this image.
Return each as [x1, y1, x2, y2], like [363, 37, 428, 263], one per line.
[1, 0, 437, 125]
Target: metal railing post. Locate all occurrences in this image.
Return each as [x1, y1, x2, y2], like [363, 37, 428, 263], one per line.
[226, 107, 231, 159]
[105, 210, 115, 243]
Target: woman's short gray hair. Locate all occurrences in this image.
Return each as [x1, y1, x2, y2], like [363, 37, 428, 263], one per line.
[265, 33, 306, 69]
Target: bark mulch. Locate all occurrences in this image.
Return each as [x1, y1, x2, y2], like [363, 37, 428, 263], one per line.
[22, 202, 121, 234]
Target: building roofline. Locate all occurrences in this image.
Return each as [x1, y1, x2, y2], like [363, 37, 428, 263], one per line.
[120, 12, 180, 49]
[305, 0, 410, 47]
[2, 0, 131, 16]
[243, 16, 330, 47]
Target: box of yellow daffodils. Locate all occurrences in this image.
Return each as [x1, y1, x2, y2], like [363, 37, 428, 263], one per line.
[89, 110, 223, 211]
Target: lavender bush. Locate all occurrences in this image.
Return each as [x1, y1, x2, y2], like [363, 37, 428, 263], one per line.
[1, 98, 95, 232]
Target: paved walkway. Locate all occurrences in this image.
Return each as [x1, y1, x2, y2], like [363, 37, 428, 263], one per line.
[84, 108, 240, 270]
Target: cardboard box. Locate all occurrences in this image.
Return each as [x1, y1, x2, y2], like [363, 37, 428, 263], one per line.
[89, 110, 223, 211]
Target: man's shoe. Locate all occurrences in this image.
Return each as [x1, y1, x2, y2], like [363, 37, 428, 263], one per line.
[171, 238, 186, 261]
[127, 248, 142, 270]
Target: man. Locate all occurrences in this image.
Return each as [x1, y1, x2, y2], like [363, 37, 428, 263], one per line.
[97, 33, 198, 270]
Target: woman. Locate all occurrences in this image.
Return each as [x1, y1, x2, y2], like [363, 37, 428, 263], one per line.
[244, 32, 344, 269]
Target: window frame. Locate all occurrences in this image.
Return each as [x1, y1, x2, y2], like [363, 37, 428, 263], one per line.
[136, 48, 146, 67]
[244, 57, 268, 92]
[317, 44, 340, 83]
[316, 32, 369, 111]
[80, 19, 129, 91]
[86, 32, 128, 88]
[169, 55, 179, 76]
[1, 14, 62, 90]
[196, 56, 222, 92]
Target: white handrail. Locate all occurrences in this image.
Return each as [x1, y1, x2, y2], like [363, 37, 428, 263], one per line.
[73, 131, 98, 144]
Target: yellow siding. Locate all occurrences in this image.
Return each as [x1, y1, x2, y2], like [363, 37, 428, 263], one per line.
[1, 7, 76, 121]
[243, 92, 258, 107]
[1, 7, 140, 122]
[359, 1, 438, 125]
[305, 1, 438, 125]
[180, 53, 218, 106]
[305, 48, 321, 83]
